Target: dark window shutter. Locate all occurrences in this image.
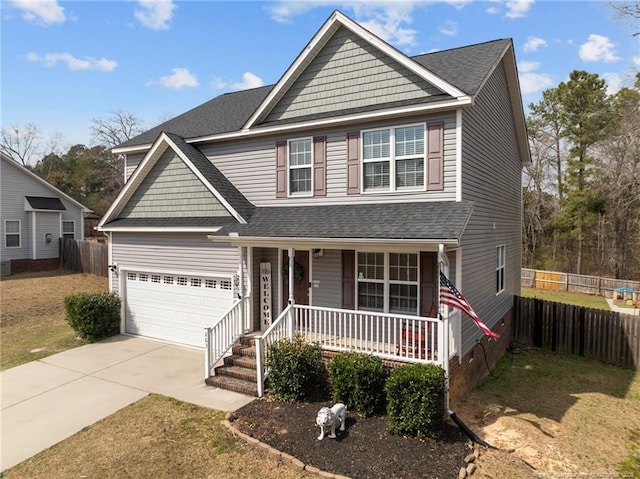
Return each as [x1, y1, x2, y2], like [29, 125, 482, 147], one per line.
[426, 122, 444, 191]
[313, 136, 326, 196]
[420, 252, 437, 317]
[342, 250, 355, 310]
[275, 140, 287, 198]
[346, 132, 360, 195]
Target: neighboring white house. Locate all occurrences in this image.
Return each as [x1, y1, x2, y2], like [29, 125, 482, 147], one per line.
[0, 152, 91, 273]
[98, 11, 529, 400]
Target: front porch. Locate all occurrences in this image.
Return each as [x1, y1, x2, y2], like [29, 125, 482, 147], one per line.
[205, 298, 445, 397]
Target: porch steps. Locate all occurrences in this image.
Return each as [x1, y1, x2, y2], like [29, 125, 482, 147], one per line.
[206, 336, 259, 397]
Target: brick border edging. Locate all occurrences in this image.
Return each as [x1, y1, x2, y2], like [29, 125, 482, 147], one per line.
[223, 412, 352, 479]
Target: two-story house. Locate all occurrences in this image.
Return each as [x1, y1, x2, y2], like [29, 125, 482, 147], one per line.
[98, 11, 528, 402]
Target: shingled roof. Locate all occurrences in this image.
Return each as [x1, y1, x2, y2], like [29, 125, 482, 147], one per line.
[116, 39, 511, 150]
[213, 201, 473, 242]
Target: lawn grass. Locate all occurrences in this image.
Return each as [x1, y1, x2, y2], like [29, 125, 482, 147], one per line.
[2, 394, 311, 479]
[0, 270, 108, 370]
[459, 348, 640, 478]
[520, 286, 610, 310]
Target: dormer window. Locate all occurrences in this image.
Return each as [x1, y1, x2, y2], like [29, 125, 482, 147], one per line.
[362, 123, 425, 193]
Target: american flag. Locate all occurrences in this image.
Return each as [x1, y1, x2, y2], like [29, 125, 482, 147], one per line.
[439, 272, 500, 340]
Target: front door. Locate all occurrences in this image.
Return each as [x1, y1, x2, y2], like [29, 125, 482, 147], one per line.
[282, 250, 310, 307]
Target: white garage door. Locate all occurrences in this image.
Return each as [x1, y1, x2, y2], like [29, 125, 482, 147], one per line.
[124, 271, 235, 347]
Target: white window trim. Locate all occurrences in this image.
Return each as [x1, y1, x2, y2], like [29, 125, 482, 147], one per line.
[287, 137, 314, 197]
[62, 220, 75, 239]
[355, 251, 420, 315]
[496, 244, 506, 295]
[361, 122, 426, 194]
[4, 220, 21, 249]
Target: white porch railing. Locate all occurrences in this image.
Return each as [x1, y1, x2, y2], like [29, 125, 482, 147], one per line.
[204, 295, 250, 379]
[255, 304, 442, 397]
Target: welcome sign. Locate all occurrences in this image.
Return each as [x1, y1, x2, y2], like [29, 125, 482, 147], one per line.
[260, 262, 272, 329]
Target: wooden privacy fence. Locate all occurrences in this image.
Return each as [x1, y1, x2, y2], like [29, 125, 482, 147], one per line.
[522, 268, 640, 297]
[60, 237, 108, 277]
[513, 296, 640, 369]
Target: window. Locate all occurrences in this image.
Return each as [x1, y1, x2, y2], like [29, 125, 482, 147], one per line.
[5, 220, 20, 248]
[357, 252, 419, 315]
[357, 252, 384, 311]
[362, 124, 425, 192]
[389, 253, 418, 314]
[496, 245, 506, 294]
[288, 138, 312, 195]
[62, 221, 75, 239]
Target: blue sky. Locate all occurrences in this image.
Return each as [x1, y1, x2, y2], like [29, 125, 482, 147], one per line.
[2, 0, 638, 151]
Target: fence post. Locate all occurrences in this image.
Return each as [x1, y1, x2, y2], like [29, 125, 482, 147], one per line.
[255, 337, 264, 397]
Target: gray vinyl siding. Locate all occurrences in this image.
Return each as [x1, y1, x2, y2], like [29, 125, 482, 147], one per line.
[199, 112, 457, 206]
[34, 212, 60, 259]
[266, 27, 442, 123]
[311, 249, 342, 309]
[110, 232, 237, 295]
[125, 153, 145, 182]
[458, 60, 523, 356]
[119, 149, 230, 219]
[0, 158, 85, 260]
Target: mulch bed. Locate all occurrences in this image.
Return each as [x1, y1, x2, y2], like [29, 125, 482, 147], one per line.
[232, 398, 471, 479]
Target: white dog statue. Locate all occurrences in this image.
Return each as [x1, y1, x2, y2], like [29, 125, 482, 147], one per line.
[316, 403, 346, 440]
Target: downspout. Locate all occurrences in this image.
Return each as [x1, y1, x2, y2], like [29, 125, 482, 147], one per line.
[438, 244, 450, 412]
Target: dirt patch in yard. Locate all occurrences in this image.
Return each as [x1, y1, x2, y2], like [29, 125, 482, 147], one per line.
[453, 348, 640, 478]
[0, 270, 108, 369]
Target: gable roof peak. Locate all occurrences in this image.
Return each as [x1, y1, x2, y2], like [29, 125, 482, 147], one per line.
[242, 9, 468, 130]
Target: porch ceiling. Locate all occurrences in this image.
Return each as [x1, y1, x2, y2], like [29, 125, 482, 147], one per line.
[210, 201, 473, 246]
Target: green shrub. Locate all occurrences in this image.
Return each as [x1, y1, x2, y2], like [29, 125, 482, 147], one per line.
[327, 352, 386, 417]
[64, 292, 121, 342]
[265, 335, 322, 402]
[385, 363, 446, 438]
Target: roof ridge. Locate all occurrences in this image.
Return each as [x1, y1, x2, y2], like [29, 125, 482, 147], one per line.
[411, 38, 511, 59]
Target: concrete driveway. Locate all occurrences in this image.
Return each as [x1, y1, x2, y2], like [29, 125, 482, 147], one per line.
[0, 335, 254, 472]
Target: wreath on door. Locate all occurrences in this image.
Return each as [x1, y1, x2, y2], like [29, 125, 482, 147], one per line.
[284, 260, 305, 283]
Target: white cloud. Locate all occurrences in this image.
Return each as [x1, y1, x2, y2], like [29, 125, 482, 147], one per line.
[11, 0, 65, 25]
[27, 52, 117, 71]
[439, 20, 458, 37]
[268, 1, 418, 46]
[579, 34, 620, 63]
[486, 6, 500, 14]
[158, 68, 198, 89]
[519, 60, 541, 73]
[634, 57, 640, 68]
[523, 36, 547, 53]
[231, 72, 265, 91]
[518, 61, 552, 94]
[134, 0, 176, 30]
[212, 72, 265, 92]
[603, 72, 623, 95]
[505, 0, 534, 19]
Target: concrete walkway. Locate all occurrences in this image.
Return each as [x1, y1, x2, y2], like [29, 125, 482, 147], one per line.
[606, 298, 639, 315]
[0, 335, 254, 472]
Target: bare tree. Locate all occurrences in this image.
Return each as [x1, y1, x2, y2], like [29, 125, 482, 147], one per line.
[610, 1, 640, 36]
[1, 123, 41, 166]
[89, 111, 145, 191]
[90, 111, 144, 149]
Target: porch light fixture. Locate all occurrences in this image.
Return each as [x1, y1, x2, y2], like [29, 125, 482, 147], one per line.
[313, 248, 324, 259]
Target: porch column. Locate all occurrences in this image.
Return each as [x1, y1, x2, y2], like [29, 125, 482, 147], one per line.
[287, 247, 295, 304]
[238, 246, 246, 332]
[438, 243, 451, 411]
